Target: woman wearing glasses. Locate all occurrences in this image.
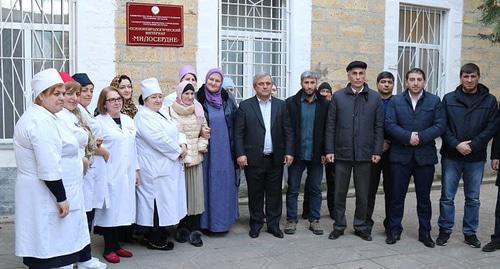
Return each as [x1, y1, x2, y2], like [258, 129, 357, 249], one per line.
[93, 87, 140, 264]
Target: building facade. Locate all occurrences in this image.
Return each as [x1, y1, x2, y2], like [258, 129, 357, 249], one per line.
[0, 0, 498, 216]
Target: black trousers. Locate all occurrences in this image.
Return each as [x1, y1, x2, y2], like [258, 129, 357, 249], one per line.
[491, 185, 500, 242]
[366, 151, 392, 232]
[244, 157, 284, 231]
[303, 162, 335, 218]
[333, 160, 371, 232]
[179, 214, 201, 232]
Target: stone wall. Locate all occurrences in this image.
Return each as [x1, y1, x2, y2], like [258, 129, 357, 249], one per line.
[114, 0, 198, 96]
[310, 0, 386, 91]
[461, 0, 500, 97]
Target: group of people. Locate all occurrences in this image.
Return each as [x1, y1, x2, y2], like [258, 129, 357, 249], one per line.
[13, 60, 499, 269]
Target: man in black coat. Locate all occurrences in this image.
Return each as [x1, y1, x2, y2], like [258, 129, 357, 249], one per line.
[483, 115, 500, 252]
[437, 63, 498, 248]
[325, 61, 384, 241]
[284, 71, 329, 236]
[234, 72, 294, 239]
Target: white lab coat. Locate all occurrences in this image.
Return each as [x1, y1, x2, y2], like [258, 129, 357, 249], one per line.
[93, 113, 137, 227]
[14, 105, 89, 258]
[135, 106, 187, 226]
[78, 104, 108, 211]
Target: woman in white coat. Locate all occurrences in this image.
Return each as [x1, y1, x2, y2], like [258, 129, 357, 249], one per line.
[93, 87, 139, 264]
[135, 78, 188, 250]
[14, 68, 89, 269]
[72, 73, 110, 230]
[56, 73, 107, 269]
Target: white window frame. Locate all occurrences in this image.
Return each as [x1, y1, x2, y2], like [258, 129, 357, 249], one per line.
[197, 0, 311, 99]
[0, 0, 73, 143]
[384, 0, 463, 97]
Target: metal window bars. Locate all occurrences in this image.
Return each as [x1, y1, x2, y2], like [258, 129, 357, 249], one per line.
[220, 0, 288, 102]
[0, 0, 71, 142]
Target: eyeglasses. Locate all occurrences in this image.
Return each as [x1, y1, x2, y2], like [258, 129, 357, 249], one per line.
[106, 97, 123, 103]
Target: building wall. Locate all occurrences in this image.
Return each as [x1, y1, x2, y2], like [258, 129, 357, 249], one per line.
[461, 0, 500, 97]
[114, 0, 199, 96]
[310, 0, 386, 91]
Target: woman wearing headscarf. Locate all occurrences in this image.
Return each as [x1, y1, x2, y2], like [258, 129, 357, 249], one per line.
[110, 74, 138, 118]
[72, 73, 110, 232]
[93, 87, 139, 264]
[196, 68, 239, 233]
[168, 80, 209, 246]
[134, 78, 188, 250]
[56, 72, 107, 269]
[14, 68, 90, 269]
[163, 64, 198, 107]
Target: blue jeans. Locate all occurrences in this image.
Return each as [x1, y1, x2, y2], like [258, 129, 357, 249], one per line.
[286, 160, 323, 222]
[438, 158, 485, 236]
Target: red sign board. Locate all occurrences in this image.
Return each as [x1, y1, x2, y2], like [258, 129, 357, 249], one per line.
[126, 2, 183, 47]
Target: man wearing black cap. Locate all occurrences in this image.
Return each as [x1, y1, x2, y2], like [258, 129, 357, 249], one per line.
[325, 61, 384, 241]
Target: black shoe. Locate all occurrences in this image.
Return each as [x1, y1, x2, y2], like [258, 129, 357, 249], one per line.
[188, 231, 203, 247]
[249, 228, 260, 238]
[482, 241, 500, 252]
[464, 234, 481, 248]
[386, 233, 400, 244]
[436, 232, 450, 246]
[328, 229, 344, 240]
[418, 235, 435, 248]
[267, 228, 284, 239]
[147, 240, 174, 251]
[354, 230, 372, 241]
[175, 227, 190, 243]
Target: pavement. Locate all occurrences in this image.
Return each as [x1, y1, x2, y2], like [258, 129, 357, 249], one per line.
[2, 182, 500, 269]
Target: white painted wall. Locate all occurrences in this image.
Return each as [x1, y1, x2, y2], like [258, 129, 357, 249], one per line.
[384, 0, 463, 96]
[74, 0, 117, 112]
[197, 0, 311, 98]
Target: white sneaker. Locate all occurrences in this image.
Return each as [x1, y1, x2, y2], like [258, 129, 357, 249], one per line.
[77, 257, 107, 269]
[57, 265, 74, 269]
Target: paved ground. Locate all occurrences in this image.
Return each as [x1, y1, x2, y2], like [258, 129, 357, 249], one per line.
[2, 182, 500, 269]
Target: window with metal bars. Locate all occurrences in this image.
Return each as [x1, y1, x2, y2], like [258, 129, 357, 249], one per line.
[0, 0, 71, 142]
[220, 0, 288, 102]
[397, 4, 444, 95]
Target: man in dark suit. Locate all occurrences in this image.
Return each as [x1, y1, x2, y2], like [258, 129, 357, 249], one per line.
[385, 68, 446, 248]
[234, 72, 294, 239]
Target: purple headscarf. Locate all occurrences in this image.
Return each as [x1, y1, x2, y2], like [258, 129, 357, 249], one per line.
[204, 68, 224, 109]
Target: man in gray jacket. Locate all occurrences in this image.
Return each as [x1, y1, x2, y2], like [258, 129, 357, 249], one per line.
[325, 61, 384, 241]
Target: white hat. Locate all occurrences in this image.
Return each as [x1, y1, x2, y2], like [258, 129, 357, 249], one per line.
[140, 77, 162, 99]
[31, 68, 64, 98]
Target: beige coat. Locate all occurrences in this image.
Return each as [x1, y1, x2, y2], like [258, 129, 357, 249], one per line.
[168, 102, 208, 167]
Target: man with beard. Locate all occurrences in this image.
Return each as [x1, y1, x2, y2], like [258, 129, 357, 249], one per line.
[284, 71, 330, 235]
[325, 61, 384, 241]
[437, 63, 498, 248]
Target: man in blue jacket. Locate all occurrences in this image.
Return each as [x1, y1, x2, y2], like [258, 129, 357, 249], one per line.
[437, 63, 498, 248]
[385, 68, 446, 248]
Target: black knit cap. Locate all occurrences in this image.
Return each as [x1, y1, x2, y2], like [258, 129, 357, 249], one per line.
[346, 61, 367, 72]
[318, 82, 332, 93]
[72, 73, 93, 87]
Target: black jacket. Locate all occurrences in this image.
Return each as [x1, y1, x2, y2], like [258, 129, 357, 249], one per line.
[234, 96, 294, 167]
[196, 85, 238, 159]
[492, 104, 500, 186]
[286, 89, 329, 163]
[325, 83, 384, 162]
[440, 84, 498, 162]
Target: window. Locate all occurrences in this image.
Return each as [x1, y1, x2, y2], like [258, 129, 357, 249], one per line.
[220, 0, 288, 102]
[397, 4, 444, 95]
[1, 0, 71, 142]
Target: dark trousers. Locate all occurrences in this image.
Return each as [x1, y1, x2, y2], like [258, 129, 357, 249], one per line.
[303, 162, 335, 218]
[367, 151, 392, 232]
[491, 185, 500, 242]
[333, 160, 371, 232]
[245, 157, 284, 231]
[86, 209, 95, 232]
[179, 214, 201, 232]
[389, 161, 434, 237]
